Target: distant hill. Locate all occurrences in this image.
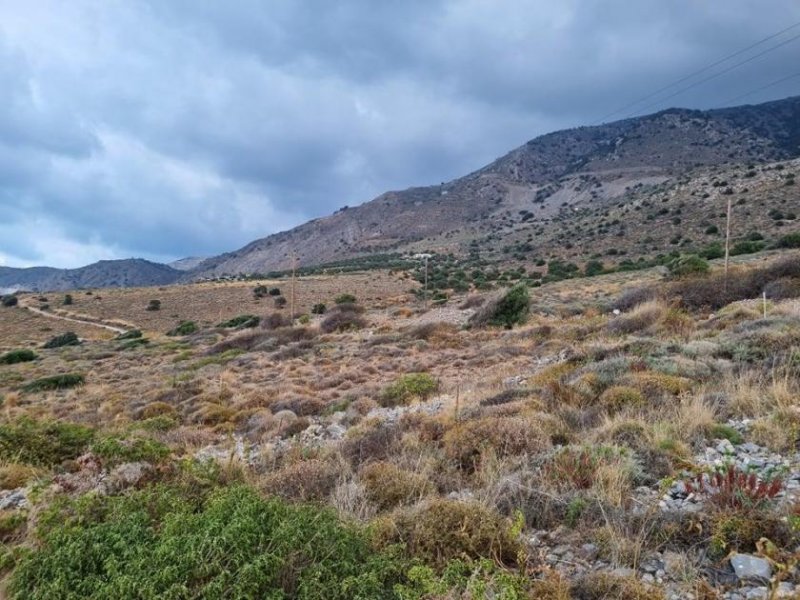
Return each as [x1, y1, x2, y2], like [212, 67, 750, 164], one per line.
[0, 259, 182, 292]
[190, 95, 800, 278]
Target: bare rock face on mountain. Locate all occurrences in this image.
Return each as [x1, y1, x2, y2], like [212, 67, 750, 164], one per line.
[191, 96, 800, 277]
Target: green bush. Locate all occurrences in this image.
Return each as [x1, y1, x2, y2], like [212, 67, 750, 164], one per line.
[380, 373, 439, 407]
[1, 295, 18, 307]
[730, 240, 765, 256]
[584, 260, 605, 277]
[311, 303, 327, 314]
[777, 232, 800, 249]
[114, 329, 142, 341]
[145, 299, 161, 311]
[166, 321, 198, 336]
[62, 294, 73, 306]
[22, 373, 85, 393]
[490, 284, 530, 329]
[8, 485, 410, 600]
[334, 293, 357, 304]
[667, 254, 709, 279]
[268, 287, 282, 296]
[42, 332, 80, 349]
[218, 314, 260, 329]
[252, 285, 268, 298]
[0, 418, 94, 466]
[91, 436, 170, 467]
[0, 350, 38, 365]
[700, 242, 724, 260]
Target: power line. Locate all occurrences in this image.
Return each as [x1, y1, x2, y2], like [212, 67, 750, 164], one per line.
[594, 20, 800, 124]
[624, 29, 800, 119]
[722, 70, 800, 106]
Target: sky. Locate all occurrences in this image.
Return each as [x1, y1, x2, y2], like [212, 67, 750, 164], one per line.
[1, 1, 799, 269]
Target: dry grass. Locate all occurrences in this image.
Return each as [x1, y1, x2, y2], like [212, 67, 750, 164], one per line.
[2, 257, 800, 597]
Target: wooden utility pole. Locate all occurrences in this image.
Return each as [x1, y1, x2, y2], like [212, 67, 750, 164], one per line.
[724, 195, 732, 290]
[423, 255, 429, 310]
[290, 254, 297, 321]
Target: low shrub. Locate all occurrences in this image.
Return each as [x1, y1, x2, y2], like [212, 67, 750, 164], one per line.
[443, 416, 549, 471]
[8, 485, 412, 600]
[380, 373, 439, 407]
[62, 294, 73, 306]
[0, 463, 42, 490]
[145, 299, 161, 311]
[360, 461, 433, 511]
[91, 436, 170, 467]
[114, 329, 142, 341]
[341, 422, 401, 468]
[42, 332, 79, 349]
[375, 499, 521, 567]
[607, 300, 666, 335]
[334, 293, 357, 304]
[218, 314, 260, 329]
[469, 284, 529, 329]
[1, 295, 18, 307]
[667, 254, 709, 279]
[320, 307, 366, 333]
[268, 287, 282, 296]
[273, 296, 287, 309]
[261, 459, 339, 502]
[22, 373, 85, 393]
[598, 385, 645, 412]
[0, 349, 38, 365]
[730, 240, 765, 256]
[684, 464, 782, 511]
[0, 418, 94, 466]
[777, 232, 800, 248]
[262, 312, 292, 329]
[166, 321, 198, 336]
[311, 303, 327, 314]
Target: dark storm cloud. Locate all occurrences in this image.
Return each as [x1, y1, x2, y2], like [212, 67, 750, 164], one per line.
[0, 0, 798, 267]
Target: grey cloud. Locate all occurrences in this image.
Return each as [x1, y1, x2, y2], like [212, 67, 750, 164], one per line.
[0, 0, 798, 267]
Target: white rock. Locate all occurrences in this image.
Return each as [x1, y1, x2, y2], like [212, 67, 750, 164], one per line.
[730, 553, 772, 582]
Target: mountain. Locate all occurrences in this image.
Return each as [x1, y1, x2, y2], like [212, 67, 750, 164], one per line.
[190, 95, 800, 278]
[0, 259, 182, 292]
[169, 257, 207, 271]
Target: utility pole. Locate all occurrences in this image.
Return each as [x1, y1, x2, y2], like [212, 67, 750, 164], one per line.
[724, 195, 732, 292]
[423, 255, 429, 310]
[290, 254, 297, 321]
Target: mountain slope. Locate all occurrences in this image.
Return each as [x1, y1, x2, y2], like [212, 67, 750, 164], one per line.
[191, 95, 800, 277]
[0, 259, 182, 292]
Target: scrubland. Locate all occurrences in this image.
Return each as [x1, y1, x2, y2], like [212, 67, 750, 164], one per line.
[0, 252, 799, 599]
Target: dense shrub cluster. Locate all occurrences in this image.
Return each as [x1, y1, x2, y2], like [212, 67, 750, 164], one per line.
[42, 332, 80, 349]
[0, 418, 94, 466]
[8, 485, 411, 600]
[22, 373, 85, 393]
[218, 314, 260, 329]
[468, 284, 529, 329]
[166, 320, 198, 336]
[380, 373, 439, 407]
[0, 349, 38, 365]
[320, 303, 367, 333]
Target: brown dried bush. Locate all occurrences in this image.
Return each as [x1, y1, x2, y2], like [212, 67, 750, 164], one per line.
[360, 461, 433, 510]
[340, 421, 401, 468]
[372, 498, 521, 566]
[261, 458, 338, 502]
[443, 416, 550, 471]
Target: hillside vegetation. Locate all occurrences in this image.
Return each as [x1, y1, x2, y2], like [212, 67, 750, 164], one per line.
[1, 251, 799, 598]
